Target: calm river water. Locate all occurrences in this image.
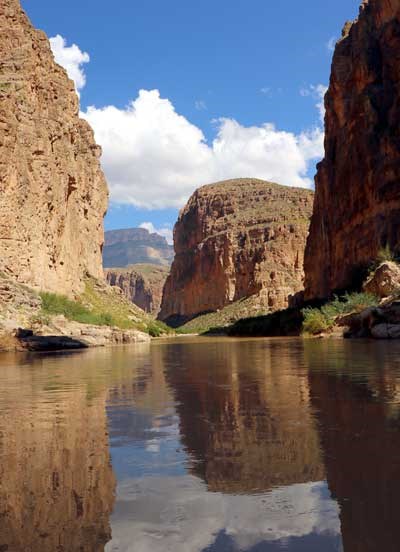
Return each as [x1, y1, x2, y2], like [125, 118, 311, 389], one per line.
[0, 336, 399, 551]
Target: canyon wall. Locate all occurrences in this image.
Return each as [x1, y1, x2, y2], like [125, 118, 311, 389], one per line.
[304, 0, 400, 300]
[0, 0, 108, 296]
[105, 264, 169, 315]
[103, 228, 173, 268]
[159, 178, 313, 325]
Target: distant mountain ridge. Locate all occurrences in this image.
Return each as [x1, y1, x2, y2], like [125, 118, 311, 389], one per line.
[103, 228, 174, 268]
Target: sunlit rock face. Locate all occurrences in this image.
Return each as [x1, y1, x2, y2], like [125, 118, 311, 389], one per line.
[105, 264, 169, 315]
[0, 355, 115, 551]
[159, 179, 313, 326]
[304, 0, 400, 300]
[0, 0, 108, 295]
[163, 340, 324, 493]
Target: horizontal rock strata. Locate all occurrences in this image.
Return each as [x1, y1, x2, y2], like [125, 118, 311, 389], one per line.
[103, 228, 173, 268]
[159, 178, 313, 326]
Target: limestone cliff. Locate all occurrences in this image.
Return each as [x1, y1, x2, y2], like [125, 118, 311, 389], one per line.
[105, 264, 169, 316]
[0, 0, 108, 296]
[159, 178, 313, 326]
[103, 228, 173, 268]
[304, 0, 400, 300]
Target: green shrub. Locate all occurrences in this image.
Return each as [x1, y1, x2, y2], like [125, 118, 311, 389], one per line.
[302, 308, 334, 335]
[40, 292, 116, 327]
[302, 292, 379, 335]
[341, 292, 378, 313]
[146, 320, 172, 337]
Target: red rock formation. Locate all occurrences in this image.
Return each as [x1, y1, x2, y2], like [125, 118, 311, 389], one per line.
[304, 0, 400, 300]
[0, 0, 108, 296]
[105, 264, 169, 315]
[159, 178, 313, 325]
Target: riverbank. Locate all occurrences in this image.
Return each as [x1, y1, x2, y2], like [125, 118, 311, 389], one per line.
[0, 270, 171, 352]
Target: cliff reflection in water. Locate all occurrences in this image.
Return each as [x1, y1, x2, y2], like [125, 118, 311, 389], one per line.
[163, 339, 324, 493]
[105, 339, 341, 552]
[0, 346, 151, 552]
[4, 338, 400, 551]
[305, 340, 400, 552]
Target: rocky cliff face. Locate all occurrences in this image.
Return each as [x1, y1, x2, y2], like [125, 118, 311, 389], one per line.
[304, 0, 400, 300]
[159, 178, 313, 325]
[0, 0, 108, 296]
[103, 228, 173, 268]
[105, 264, 169, 316]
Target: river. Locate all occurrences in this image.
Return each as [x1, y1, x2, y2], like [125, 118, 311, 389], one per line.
[0, 336, 399, 551]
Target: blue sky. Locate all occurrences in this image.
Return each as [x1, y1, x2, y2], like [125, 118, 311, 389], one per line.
[23, 0, 360, 240]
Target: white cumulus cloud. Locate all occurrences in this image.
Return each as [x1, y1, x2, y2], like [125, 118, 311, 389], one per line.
[300, 84, 328, 123]
[82, 89, 324, 210]
[49, 35, 90, 93]
[139, 222, 173, 245]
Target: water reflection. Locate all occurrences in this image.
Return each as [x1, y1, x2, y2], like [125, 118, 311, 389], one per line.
[2, 338, 400, 551]
[162, 339, 325, 492]
[0, 351, 118, 552]
[305, 340, 400, 552]
[106, 339, 341, 551]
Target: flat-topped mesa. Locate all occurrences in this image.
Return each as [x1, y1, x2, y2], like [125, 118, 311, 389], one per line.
[103, 228, 174, 268]
[0, 0, 108, 296]
[159, 178, 313, 326]
[304, 0, 400, 301]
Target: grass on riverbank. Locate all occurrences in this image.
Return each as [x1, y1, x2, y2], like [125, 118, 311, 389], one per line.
[40, 292, 115, 326]
[302, 292, 379, 335]
[40, 279, 173, 336]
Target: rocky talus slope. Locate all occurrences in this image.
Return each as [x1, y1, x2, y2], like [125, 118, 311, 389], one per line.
[105, 264, 169, 316]
[159, 178, 313, 326]
[0, 272, 170, 351]
[103, 228, 173, 268]
[305, 0, 400, 300]
[0, 0, 108, 296]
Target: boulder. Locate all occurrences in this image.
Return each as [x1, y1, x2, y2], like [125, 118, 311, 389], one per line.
[363, 262, 400, 298]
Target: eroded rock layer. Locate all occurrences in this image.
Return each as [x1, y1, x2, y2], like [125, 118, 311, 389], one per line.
[0, 0, 108, 295]
[105, 264, 169, 316]
[159, 178, 313, 325]
[103, 228, 173, 268]
[304, 0, 400, 300]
